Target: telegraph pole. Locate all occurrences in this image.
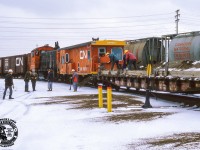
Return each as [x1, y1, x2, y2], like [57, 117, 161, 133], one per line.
[175, 9, 180, 34]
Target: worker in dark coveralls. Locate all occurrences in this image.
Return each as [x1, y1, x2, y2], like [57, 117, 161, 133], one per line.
[3, 69, 14, 99]
[30, 70, 38, 91]
[47, 69, 53, 91]
[106, 52, 120, 71]
[24, 70, 31, 92]
[71, 69, 78, 92]
[122, 53, 127, 72]
[124, 50, 137, 70]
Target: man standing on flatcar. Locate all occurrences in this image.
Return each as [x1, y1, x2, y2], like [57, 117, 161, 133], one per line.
[124, 50, 137, 70]
[71, 69, 78, 92]
[24, 70, 31, 92]
[106, 52, 120, 71]
[30, 70, 38, 91]
[3, 69, 14, 99]
[122, 53, 127, 72]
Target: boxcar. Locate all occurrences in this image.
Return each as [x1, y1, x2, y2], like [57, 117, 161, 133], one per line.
[0, 54, 28, 77]
[0, 57, 4, 77]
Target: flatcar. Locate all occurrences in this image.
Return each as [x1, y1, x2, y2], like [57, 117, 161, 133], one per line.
[98, 32, 200, 93]
[98, 37, 164, 90]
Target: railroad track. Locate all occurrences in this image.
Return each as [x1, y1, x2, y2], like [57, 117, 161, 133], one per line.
[151, 92, 200, 107]
[114, 87, 200, 107]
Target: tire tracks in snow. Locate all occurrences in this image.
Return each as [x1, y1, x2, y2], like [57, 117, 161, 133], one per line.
[0, 92, 33, 121]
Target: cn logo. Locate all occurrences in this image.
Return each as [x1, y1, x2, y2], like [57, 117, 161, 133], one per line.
[5, 59, 8, 67]
[80, 50, 87, 59]
[16, 57, 23, 66]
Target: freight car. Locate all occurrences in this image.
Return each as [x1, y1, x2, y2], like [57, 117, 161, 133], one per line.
[125, 37, 164, 67]
[0, 54, 28, 77]
[98, 32, 200, 93]
[57, 39, 126, 83]
[157, 31, 200, 93]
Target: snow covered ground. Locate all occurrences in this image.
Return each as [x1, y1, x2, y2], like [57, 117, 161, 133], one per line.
[0, 79, 200, 150]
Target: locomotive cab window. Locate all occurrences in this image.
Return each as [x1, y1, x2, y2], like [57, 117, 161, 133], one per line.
[65, 53, 69, 63]
[98, 47, 106, 56]
[87, 51, 91, 60]
[111, 47, 123, 60]
[35, 50, 39, 56]
[61, 55, 65, 64]
[41, 51, 45, 54]
[78, 62, 80, 72]
[31, 51, 35, 57]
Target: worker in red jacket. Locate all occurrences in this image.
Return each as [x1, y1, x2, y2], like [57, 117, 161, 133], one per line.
[71, 69, 78, 92]
[124, 50, 137, 70]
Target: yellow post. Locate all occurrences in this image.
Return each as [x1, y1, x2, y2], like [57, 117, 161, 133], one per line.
[107, 86, 112, 112]
[146, 64, 152, 77]
[98, 85, 103, 108]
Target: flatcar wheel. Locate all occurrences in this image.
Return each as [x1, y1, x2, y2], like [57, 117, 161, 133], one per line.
[136, 88, 140, 91]
[115, 86, 120, 91]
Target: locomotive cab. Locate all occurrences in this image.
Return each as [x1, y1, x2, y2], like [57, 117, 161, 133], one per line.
[29, 44, 54, 80]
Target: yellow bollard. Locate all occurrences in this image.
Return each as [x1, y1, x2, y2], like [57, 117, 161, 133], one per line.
[107, 86, 112, 112]
[98, 85, 103, 108]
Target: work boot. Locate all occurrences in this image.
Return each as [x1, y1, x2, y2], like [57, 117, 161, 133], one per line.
[117, 70, 120, 75]
[108, 70, 111, 75]
[9, 96, 14, 99]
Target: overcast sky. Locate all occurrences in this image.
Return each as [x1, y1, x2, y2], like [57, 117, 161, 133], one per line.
[0, 0, 200, 56]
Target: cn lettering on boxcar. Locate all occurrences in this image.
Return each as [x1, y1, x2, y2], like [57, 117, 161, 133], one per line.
[16, 57, 23, 66]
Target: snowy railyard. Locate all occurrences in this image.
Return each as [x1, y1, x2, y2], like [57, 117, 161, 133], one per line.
[0, 79, 200, 150]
